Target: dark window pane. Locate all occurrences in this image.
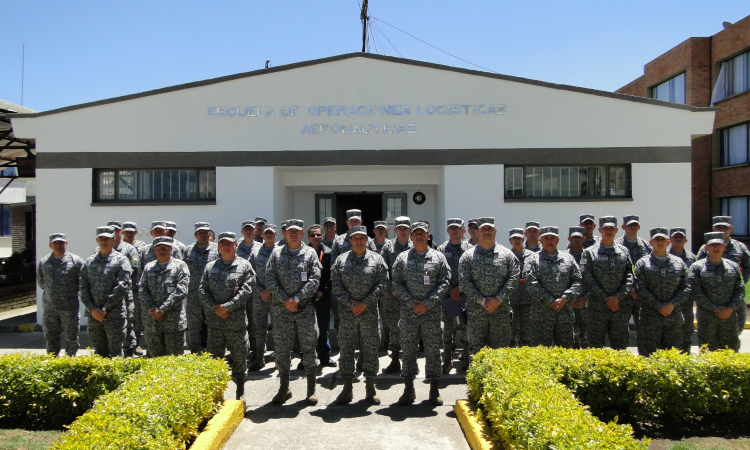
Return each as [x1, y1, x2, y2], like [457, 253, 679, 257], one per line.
[98, 171, 115, 200]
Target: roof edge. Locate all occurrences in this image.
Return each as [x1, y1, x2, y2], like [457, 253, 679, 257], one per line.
[7, 53, 718, 119]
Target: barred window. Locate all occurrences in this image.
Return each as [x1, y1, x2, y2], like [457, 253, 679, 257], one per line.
[94, 169, 216, 203]
[504, 165, 630, 199]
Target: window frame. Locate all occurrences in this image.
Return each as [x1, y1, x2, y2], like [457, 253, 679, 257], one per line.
[649, 71, 687, 104]
[0, 205, 11, 237]
[720, 196, 750, 237]
[504, 164, 632, 201]
[92, 168, 217, 205]
[719, 121, 750, 167]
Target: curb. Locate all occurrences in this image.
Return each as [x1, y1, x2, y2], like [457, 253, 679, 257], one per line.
[191, 400, 245, 450]
[454, 399, 498, 450]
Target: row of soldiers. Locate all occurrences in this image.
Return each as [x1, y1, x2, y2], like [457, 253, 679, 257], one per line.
[37, 211, 748, 405]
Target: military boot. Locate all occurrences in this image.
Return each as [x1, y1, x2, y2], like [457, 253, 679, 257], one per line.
[461, 348, 471, 370]
[429, 379, 443, 406]
[383, 351, 400, 373]
[235, 376, 245, 400]
[248, 353, 265, 371]
[272, 375, 292, 405]
[306, 373, 318, 406]
[365, 377, 381, 405]
[442, 350, 453, 373]
[356, 352, 363, 372]
[335, 377, 354, 405]
[397, 378, 416, 406]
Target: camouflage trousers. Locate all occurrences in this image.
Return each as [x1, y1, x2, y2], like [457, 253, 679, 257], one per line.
[122, 298, 138, 351]
[399, 308, 442, 380]
[736, 304, 747, 336]
[573, 306, 589, 348]
[186, 295, 207, 353]
[467, 309, 512, 354]
[271, 306, 318, 377]
[679, 302, 695, 353]
[252, 295, 271, 355]
[442, 307, 468, 351]
[132, 292, 143, 346]
[339, 305, 380, 378]
[207, 327, 249, 377]
[384, 294, 402, 353]
[43, 307, 80, 356]
[697, 309, 740, 352]
[531, 313, 574, 348]
[87, 310, 126, 358]
[146, 330, 184, 357]
[587, 304, 632, 350]
[637, 314, 682, 357]
[245, 294, 255, 350]
[510, 303, 532, 347]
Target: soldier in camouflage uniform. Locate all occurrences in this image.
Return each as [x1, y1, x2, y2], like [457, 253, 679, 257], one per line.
[277, 221, 288, 247]
[524, 226, 583, 348]
[164, 221, 187, 260]
[307, 224, 336, 368]
[122, 222, 147, 348]
[616, 215, 652, 353]
[580, 216, 634, 350]
[38, 233, 84, 356]
[524, 221, 542, 253]
[199, 231, 255, 400]
[237, 220, 259, 355]
[668, 227, 697, 352]
[185, 222, 218, 354]
[467, 219, 479, 246]
[122, 222, 148, 254]
[691, 231, 746, 352]
[579, 214, 600, 249]
[380, 216, 413, 373]
[633, 228, 689, 356]
[437, 219, 473, 372]
[392, 222, 450, 406]
[253, 217, 267, 243]
[322, 217, 338, 249]
[80, 226, 133, 358]
[247, 224, 278, 371]
[564, 227, 589, 348]
[139, 236, 189, 357]
[142, 221, 184, 267]
[459, 217, 520, 358]
[265, 219, 322, 405]
[330, 210, 367, 349]
[332, 225, 389, 405]
[367, 220, 389, 253]
[508, 228, 535, 347]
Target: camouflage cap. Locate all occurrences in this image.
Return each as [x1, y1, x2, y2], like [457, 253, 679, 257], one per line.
[669, 227, 687, 237]
[123, 222, 138, 232]
[49, 233, 67, 243]
[446, 218, 464, 228]
[411, 222, 429, 233]
[373, 221, 388, 229]
[286, 219, 304, 231]
[705, 232, 725, 245]
[280, 221, 288, 229]
[525, 221, 540, 230]
[194, 222, 210, 231]
[151, 221, 168, 230]
[96, 226, 115, 238]
[263, 223, 277, 233]
[477, 217, 496, 228]
[107, 221, 123, 230]
[712, 216, 732, 227]
[579, 214, 595, 224]
[164, 221, 178, 231]
[599, 216, 617, 228]
[349, 225, 368, 237]
[153, 236, 174, 247]
[509, 228, 524, 238]
[254, 216, 267, 225]
[623, 215, 640, 225]
[468, 218, 479, 226]
[346, 209, 362, 220]
[649, 227, 669, 239]
[394, 216, 411, 228]
[569, 226, 584, 237]
[323, 217, 336, 225]
[540, 226, 558, 237]
[217, 231, 238, 243]
[241, 220, 255, 229]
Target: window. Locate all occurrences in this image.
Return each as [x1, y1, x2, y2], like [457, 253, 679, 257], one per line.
[94, 169, 216, 203]
[651, 73, 686, 104]
[721, 197, 749, 236]
[504, 165, 630, 199]
[0, 205, 10, 236]
[721, 123, 750, 166]
[712, 50, 750, 104]
[0, 167, 18, 177]
[316, 195, 334, 225]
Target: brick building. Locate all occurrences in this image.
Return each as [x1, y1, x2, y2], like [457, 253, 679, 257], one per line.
[617, 15, 750, 251]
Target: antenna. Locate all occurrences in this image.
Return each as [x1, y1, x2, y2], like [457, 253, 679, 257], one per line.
[360, 0, 368, 52]
[21, 44, 25, 106]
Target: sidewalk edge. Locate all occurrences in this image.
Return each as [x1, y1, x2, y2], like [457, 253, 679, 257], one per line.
[454, 399, 497, 450]
[191, 399, 245, 450]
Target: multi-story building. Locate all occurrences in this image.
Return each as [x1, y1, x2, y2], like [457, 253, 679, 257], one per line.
[617, 15, 750, 251]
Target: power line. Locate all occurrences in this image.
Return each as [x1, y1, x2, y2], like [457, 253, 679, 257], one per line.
[371, 22, 402, 57]
[370, 21, 387, 56]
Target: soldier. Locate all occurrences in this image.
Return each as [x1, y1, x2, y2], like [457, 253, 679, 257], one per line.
[615, 215, 652, 352]
[122, 222, 147, 254]
[332, 225, 388, 405]
[633, 228, 689, 356]
[524, 226, 583, 348]
[199, 232, 255, 400]
[459, 218, 520, 355]
[103, 221, 141, 357]
[253, 217, 267, 243]
[391, 221, 450, 406]
[467, 219, 480, 246]
[579, 214, 600, 249]
[368, 221, 389, 253]
[122, 222, 147, 349]
[80, 226, 133, 358]
[437, 218, 473, 372]
[265, 219, 322, 405]
[208, 230, 216, 243]
[508, 228, 535, 347]
[669, 227, 698, 353]
[690, 232, 745, 352]
[142, 221, 182, 267]
[247, 224, 278, 371]
[164, 221, 188, 260]
[524, 221, 542, 253]
[237, 220, 258, 355]
[322, 217, 338, 248]
[277, 221, 288, 247]
[380, 216, 413, 373]
[307, 224, 336, 368]
[580, 216, 634, 350]
[564, 227, 589, 348]
[184, 222, 218, 354]
[38, 233, 84, 356]
[331, 209, 368, 263]
[139, 236, 190, 357]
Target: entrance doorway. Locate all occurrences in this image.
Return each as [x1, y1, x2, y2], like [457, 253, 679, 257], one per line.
[315, 192, 407, 237]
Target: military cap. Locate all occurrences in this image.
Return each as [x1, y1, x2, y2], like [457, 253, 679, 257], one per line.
[569, 227, 584, 237]
[165, 221, 178, 231]
[669, 227, 687, 237]
[525, 221, 540, 230]
[705, 232, 725, 245]
[254, 216, 267, 225]
[712, 216, 732, 227]
[286, 219, 304, 231]
[623, 215, 640, 225]
[394, 216, 411, 228]
[263, 223, 277, 233]
[194, 222, 210, 231]
[579, 214, 595, 224]
[241, 220, 255, 229]
[468, 218, 479, 226]
[599, 216, 617, 228]
[107, 221, 123, 229]
[152, 236, 174, 247]
[349, 225, 367, 237]
[217, 231, 238, 243]
[151, 221, 168, 230]
[346, 209, 362, 220]
[323, 217, 337, 225]
[477, 217, 496, 228]
[411, 221, 430, 233]
[447, 218, 464, 228]
[123, 222, 138, 232]
[649, 227, 669, 239]
[49, 233, 67, 243]
[374, 221, 388, 229]
[280, 220, 288, 229]
[96, 226, 115, 238]
[509, 228, 524, 238]
[540, 226, 558, 237]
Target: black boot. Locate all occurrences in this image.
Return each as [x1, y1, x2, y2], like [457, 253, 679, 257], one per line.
[306, 373, 318, 405]
[429, 379, 443, 406]
[365, 377, 381, 405]
[272, 375, 292, 405]
[397, 378, 416, 406]
[461, 348, 471, 370]
[442, 350, 453, 374]
[248, 352, 265, 371]
[235, 376, 245, 400]
[383, 351, 401, 374]
[356, 352, 364, 372]
[335, 377, 354, 405]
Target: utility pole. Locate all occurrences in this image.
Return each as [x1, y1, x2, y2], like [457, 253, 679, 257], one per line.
[361, 0, 368, 52]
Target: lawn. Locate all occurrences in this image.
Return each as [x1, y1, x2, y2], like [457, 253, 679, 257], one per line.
[647, 438, 750, 450]
[0, 429, 61, 450]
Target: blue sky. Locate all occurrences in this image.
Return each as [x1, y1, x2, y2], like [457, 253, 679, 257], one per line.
[1, 1, 748, 112]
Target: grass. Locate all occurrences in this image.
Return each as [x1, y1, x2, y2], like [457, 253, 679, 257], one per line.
[745, 282, 750, 304]
[664, 439, 750, 450]
[0, 429, 61, 450]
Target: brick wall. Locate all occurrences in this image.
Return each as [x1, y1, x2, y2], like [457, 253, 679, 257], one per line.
[0, 282, 36, 312]
[11, 204, 32, 254]
[691, 135, 712, 252]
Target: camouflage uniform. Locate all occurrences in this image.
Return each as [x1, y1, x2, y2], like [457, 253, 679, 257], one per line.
[525, 242, 542, 253]
[459, 242, 520, 353]
[237, 240, 258, 260]
[564, 246, 589, 348]
[524, 248, 582, 348]
[332, 248, 389, 378]
[171, 239, 188, 261]
[110, 241, 141, 354]
[199, 255, 255, 377]
[237, 239, 259, 351]
[141, 243, 184, 268]
[392, 247, 451, 380]
[139, 254, 190, 356]
[437, 239, 473, 352]
[265, 243, 322, 377]
[184, 241, 218, 353]
[367, 239, 387, 254]
[38, 249, 84, 356]
[615, 234, 652, 341]
[124, 224, 148, 345]
[248, 242, 276, 357]
[669, 246, 697, 352]
[510, 247, 536, 347]
[380, 237, 413, 353]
